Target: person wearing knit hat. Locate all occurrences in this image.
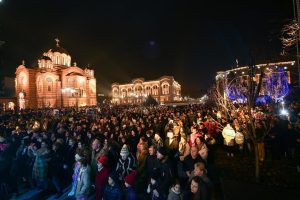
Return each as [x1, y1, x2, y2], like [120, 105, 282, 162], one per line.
[97, 155, 108, 167]
[116, 144, 135, 181]
[124, 170, 137, 187]
[124, 170, 137, 200]
[96, 155, 110, 200]
[120, 144, 130, 160]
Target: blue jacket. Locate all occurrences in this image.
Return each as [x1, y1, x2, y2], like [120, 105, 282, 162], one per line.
[103, 184, 122, 200]
[125, 186, 137, 200]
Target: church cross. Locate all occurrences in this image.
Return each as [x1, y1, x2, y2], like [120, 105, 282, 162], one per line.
[55, 38, 60, 46]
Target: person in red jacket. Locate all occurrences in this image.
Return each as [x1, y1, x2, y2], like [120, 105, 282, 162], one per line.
[95, 155, 110, 200]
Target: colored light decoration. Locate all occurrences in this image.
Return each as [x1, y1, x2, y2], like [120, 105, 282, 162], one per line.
[280, 109, 288, 115]
[265, 67, 289, 102]
[225, 79, 247, 102]
[255, 95, 272, 104]
[225, 66, 289, 104]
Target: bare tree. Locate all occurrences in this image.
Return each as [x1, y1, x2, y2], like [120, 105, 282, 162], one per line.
[280, 19, 299, 55]
[212, 67, 273, 182]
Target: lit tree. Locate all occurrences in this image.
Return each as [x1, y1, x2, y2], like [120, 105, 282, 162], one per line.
[265, 68, 289, 102]
[143, 95, 158, 107]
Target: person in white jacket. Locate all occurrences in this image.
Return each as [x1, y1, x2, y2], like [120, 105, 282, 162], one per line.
[222, 123, 236, 157]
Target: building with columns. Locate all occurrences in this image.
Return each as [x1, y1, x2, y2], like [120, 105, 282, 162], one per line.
[112, 76, 181, 104]
[15, 39, 97, 109]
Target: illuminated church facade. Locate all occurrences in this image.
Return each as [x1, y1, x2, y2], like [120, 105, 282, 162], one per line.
[15, 39, 97, 109]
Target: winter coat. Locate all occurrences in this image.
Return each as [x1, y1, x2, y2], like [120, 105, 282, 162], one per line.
[95, 166, 110, 200]
[222, 124, 236, 146]
[157, 156, 172, 196]
[69, 162, 80, 196]
[115, 156, 135, 180]
[48, 149, 64, 177]
[125, 186, 137, 200]
[63, 144, 76, 169]
[146, 154, 159, 180]
[167, 188, 182, 200]
[103, 184, 122, 200]
[91, 149, 102, 180]
[75, 165, 91, 199]
[164, 137, 179, 159]
[31, 148, 49, 181]
[147, 182, 161, 200]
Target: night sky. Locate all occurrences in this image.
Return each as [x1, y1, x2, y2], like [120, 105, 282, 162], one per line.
[0, 0, 294, 97]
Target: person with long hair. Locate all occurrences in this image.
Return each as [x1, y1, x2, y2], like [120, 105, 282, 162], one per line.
[184, 176, 209, 200]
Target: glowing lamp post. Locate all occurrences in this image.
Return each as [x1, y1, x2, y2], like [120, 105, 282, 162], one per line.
[280, 101, 288, 116]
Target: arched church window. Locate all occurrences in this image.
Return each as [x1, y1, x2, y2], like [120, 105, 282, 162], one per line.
[46, 77, 53, 92]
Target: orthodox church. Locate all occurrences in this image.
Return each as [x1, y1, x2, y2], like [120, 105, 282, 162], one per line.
[15, 39, 97, 109]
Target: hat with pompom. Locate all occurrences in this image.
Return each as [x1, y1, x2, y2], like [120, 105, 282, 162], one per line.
[120, 144, 130, 157]
[124, 170, 137, 186]
[97, 155, 108, 166]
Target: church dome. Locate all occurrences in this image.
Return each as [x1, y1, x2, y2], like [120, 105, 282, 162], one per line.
[49, 38, 70, 55]
[40, 55, 52, 61]
[50, 46, 69, 55]
[44, 39, 72, 67]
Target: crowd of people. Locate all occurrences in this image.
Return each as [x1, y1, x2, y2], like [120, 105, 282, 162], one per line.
[0, 103, 299, 200]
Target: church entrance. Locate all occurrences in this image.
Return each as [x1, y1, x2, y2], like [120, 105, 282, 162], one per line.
[19, 92, 25, 109]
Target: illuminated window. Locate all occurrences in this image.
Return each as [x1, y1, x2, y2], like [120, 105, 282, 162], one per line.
[46, 77, 53, 92]
[152, 85, 158, 95]
[162, 84, 169, 95]
[122, 89, 127, 97]
[135, 86, 143, 96]
[113, 89, 119, 96]
[145, 86, 151, 95]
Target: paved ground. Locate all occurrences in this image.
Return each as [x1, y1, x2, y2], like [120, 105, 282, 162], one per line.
[221, 179, 300, 200]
